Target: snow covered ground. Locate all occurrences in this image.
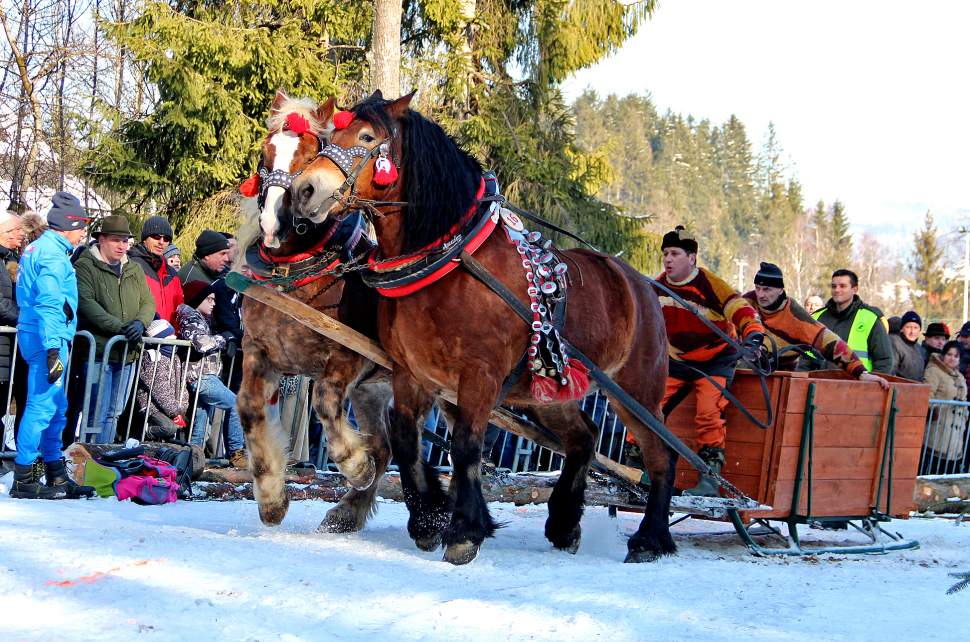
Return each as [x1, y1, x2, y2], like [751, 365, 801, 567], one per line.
[0, 476, 967, 642]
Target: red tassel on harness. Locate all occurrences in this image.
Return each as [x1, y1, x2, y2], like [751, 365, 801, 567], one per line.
[239, 175, 259, 198]
[286, 112, 310, 135]
[332, 110, 354, 130]
[373, 156, 398, 186]
[529, 358, 590, 403]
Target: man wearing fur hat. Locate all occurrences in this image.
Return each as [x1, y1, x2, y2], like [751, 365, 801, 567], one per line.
[743, 262, 889, 388]
[645, 225, 767, 497]
[74, 215, 156, 443]
[11, 192, 95, 498]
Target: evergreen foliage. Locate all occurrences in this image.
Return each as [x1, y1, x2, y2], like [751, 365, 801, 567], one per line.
[910, 210, 947, 319]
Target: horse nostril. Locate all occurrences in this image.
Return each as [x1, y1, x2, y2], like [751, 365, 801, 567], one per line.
[300, 183, 314, 205]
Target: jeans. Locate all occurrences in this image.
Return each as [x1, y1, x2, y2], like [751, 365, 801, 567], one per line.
[91, 361, 135, 444]
[15, 332, 69, 466]
[190, 374, 245, 453]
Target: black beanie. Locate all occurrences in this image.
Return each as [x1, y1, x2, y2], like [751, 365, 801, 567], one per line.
[194, 229, 230, 258]
[754, 262, 784, 288]
[660, 225, 698, 254]
[141, 215, 174, 240]
[46, 192, 91, 231]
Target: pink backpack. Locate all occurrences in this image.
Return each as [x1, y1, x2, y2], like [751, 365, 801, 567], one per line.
[113, 456, 179, 505]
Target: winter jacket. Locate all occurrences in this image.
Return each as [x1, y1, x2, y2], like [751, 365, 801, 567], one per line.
[924, 354, 968, 461]
[180, 257, 243, 343]
[129, 243, 184, 325]
[75, 246, 156, 363]
[175, 303, 226, 383]
[890, 334, 925, 382]
[135, 346, 189, 421]
[17, 230, 78, 350]
[0, 245, 18, 381]
[813, 295, 893, 374]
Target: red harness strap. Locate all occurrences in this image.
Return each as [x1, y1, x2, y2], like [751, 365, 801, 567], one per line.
[368, 178, 497, 298]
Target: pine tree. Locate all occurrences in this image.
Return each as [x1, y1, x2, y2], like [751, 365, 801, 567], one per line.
[910, 211, 945, 319]
[828, 200, 853, 268]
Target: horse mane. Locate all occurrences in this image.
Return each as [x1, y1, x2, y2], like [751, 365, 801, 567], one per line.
[265, 93, 326, 134]
[351, 96, 483, 253]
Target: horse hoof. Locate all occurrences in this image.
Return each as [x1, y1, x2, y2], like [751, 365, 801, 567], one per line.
[415, 532, 442, 552]
[319, 508, 363, 534]
[624, 548, 661, 563]
[443, 540, 480, 565]
[550, 524, 582, 554]
[258, 497, 289, 526]
[344, 456, 377, 491]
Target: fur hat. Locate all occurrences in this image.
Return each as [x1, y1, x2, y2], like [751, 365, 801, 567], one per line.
[925, 322, 950, 339]
[660, 225, 698, 254]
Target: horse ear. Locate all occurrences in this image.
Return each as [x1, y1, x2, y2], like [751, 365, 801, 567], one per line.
[386, 91, 415, 119]
[316, 97, 337, 124]
[270, 89, 287, 114]
[369, 89, 384, 102]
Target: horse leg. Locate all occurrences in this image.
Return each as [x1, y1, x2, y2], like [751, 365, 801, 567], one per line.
[320, 375, 392, 533]
[611, 402, 677, 562]
[441, 372, 501, 565]
[530, 404, 597, 553]
[386, 369, 451, 551]
[237, 348, 288, 525]
[311, 351, 376, 491]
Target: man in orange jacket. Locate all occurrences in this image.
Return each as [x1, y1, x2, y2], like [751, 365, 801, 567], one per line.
[640, 226, 767, 497]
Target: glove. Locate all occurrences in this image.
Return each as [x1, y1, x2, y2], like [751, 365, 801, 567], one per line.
[740, 332, 766, 364]
[121, 320, 145, 342]
[46, 349, 65, 384]
[224, 340, 238, 360]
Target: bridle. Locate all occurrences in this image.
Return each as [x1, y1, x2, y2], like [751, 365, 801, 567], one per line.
[303, 130, 409, 222]
[256, 131, 326, 236]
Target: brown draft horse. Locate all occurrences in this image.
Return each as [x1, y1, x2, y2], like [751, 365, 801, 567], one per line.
[289, 92, 675, 564]
[236, 91, 391, 533]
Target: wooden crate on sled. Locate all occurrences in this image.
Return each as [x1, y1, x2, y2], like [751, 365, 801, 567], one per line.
[665, 369, 930, 554]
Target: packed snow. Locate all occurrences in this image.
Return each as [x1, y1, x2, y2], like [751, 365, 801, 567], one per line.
[0, 473, 967, 641]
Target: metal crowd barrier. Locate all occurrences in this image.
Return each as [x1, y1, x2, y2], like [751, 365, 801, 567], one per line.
[919, 399, 970, 476]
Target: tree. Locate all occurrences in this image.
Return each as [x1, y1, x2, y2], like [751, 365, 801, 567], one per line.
[910, 210, 945, 319]
[371, 0, 402, 95]
[827, 199, 852, 269]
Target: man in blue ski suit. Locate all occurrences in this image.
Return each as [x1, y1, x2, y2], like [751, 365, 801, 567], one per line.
[10, 192, 95, 499]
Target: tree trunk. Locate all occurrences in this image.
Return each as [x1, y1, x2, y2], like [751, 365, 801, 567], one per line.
[370, 0, 402, 96]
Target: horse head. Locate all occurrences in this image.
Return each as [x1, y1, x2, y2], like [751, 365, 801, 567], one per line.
[290, 91, 483, 255]
[242, 90, 336, 249]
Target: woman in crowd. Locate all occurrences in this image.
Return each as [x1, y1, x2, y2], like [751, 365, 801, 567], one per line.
[923, 340, 968, 473]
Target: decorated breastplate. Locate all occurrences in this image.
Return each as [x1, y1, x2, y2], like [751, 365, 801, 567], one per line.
[501, 211, 589, 402]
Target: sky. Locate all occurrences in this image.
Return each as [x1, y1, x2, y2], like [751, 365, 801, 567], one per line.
[561, 1, 970, 255]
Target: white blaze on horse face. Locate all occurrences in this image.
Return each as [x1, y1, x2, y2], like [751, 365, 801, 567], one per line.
[261, 130, 301, 248]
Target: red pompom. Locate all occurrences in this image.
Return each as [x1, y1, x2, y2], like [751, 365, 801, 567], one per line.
[372, 156, 398, 186]
[286, 112, 310, 135]
[332, 110, 354, 130]
[239, 175, 260, 198]
[529, 358, 590, 403]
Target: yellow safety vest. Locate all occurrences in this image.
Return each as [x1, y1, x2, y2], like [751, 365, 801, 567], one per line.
[812, 307, 879, 371]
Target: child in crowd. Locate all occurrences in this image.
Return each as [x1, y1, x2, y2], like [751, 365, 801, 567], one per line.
[135, 319, 190, 441]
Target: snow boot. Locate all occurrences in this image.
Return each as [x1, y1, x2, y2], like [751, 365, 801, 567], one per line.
[44, 457, 96, 499]
[9, 459, 63, 499]
[682, 446, 725, 498]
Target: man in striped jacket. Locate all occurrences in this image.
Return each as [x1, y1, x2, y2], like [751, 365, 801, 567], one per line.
[742, 262, 889, 389]
[649, 226, 767, 497]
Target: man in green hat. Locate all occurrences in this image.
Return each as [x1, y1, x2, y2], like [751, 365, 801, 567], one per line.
[74, 215, 156, 443]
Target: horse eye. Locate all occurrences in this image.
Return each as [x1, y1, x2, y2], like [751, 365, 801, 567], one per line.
[360, 133, 375, 143]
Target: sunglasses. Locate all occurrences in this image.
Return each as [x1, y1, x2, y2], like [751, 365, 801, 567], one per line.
[147, 234, 172, 242]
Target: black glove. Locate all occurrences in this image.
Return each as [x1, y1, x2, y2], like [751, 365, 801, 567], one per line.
[121, 320, 145, 342]
[224, 339, 238, 359]
[46, 349, 64, 384]
[740, 332, 766, 364]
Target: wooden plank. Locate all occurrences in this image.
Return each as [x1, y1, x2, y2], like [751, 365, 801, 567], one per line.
[774, 446, 878, 481]
[868, 388, 897, 507]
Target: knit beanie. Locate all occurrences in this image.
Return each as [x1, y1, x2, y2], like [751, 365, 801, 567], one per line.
[194, 229, 230, 258]
[163, 244, 180, 259]
[146, 319, 176, 357]
[887, 316, 902, 335]
[183, 280, 216, 308]
[900, 310, 921, 329]
[753, 262, 784, 289]
[46, 192, 91, 231]
[141, 215, 174, 241]
[660, 225, 698, 254]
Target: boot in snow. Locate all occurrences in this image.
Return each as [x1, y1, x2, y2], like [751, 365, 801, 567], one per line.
[683, 446, 725, 498]
[44, 457, 95, 499]
[10, 459, 62, 499]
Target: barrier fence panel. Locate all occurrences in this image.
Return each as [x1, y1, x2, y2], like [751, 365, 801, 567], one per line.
[920, 399, 970, 476]
[0, 326, 17, 452]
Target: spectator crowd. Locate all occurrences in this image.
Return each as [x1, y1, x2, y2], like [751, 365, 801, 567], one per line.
[2, 192, 249, 499]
